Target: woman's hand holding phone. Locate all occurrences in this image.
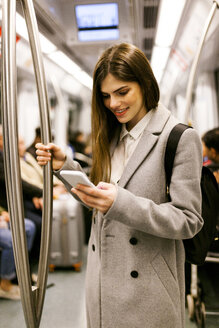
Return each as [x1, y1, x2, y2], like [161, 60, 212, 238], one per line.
[71, 181, 117, 214]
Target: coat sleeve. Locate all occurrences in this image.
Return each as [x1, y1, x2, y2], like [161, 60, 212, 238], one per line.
[104, 128, 204, 240]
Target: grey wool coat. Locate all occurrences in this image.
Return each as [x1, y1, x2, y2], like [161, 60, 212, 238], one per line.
[56, 103, 203, 328]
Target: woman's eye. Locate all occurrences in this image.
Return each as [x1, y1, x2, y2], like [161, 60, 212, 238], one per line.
[102, 94, 109, 99]
[119, 90, 128, 96]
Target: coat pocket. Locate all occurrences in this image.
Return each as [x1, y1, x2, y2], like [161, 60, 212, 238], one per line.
[151, 253, 180, 307]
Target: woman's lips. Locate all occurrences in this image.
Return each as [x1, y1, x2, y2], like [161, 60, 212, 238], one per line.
[114, 107, 129, 117]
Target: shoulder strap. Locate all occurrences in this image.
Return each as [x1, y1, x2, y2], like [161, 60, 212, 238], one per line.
[165, 123, 192, 189]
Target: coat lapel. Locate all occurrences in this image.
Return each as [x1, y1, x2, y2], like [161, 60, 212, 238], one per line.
[118, 103, 171, 188]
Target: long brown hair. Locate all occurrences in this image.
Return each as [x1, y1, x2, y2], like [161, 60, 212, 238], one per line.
[90, 43, 160, 185]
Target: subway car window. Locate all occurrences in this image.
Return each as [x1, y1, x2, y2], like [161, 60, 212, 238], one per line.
[0, 0, 219, 327]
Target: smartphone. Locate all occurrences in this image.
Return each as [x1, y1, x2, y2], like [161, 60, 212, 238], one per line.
[60, 170, 95, 188]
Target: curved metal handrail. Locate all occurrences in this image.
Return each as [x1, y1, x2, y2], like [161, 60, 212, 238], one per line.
[184, 0, 219, 123]
[1, 0, 53, 327]
[21, 0, 53, 323]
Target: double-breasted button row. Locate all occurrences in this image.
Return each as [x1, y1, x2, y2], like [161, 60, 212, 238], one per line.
[129, 238, 138, 278]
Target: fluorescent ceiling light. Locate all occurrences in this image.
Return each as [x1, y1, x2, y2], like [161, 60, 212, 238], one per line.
[16, 13, 57, 54]
[48, 51, 93, 89]
[76, 70, 93, 90]
[1, 10, 92, 89]
[155, 0, 186, 47]
[48, 51, 81, 75]
[151, 0, 186, 82]
[151, 46, 170, 82]
[39, 34, 57, 54]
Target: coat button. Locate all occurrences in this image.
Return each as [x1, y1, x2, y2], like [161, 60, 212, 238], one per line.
[92, 244, 95, 251]
[130, 271, 138, 278]
[129, 237, 138, 245]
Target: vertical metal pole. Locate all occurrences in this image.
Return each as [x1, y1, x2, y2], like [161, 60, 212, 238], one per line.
[1, 0, 37, 326]
[1, 0, 53, 326]
[184, 0, 218, 123]
[20, 0, 53, 323]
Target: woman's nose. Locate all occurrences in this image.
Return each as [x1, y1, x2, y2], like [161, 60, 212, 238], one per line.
[109, 96, 120, 109]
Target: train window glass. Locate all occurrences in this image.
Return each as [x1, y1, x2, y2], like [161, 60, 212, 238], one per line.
[75, 3, 119, 42]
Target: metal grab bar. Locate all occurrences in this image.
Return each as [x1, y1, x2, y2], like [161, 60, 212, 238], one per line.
[21, 0, 53, 323]
[184, 0, 219, 124]
[1, 0, 53, 327]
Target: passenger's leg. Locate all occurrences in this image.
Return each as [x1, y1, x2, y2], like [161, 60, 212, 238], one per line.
[0, 228, 16, 283]
[24, 200, 42, 264]
[24, 218, 36, 251]
[0, 228, 20, 299]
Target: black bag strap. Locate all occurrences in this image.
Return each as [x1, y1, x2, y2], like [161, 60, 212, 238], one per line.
[165, 123, 192, 192]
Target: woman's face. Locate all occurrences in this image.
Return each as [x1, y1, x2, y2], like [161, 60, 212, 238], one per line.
[101, 73, 147, 131]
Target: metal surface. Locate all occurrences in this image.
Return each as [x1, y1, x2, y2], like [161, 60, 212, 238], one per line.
[1, 1, 37, 326]
[1, 0, 53, 326]
[184, 0, 218, 123]
[21, 0, 53, 323]
[205, 256, 219, 263]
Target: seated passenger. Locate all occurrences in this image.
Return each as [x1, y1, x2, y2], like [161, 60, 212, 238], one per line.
[0, 127, 42, 264]
[68, 130, 87, 156]
[68, 131, 92, 178]
[0, 207, 36, 300]
[26, 127, 41, 160]
[199, 127, 219, 307]
[202, 127, 219, 184]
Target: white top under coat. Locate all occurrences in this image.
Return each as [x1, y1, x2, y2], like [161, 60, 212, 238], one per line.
[110, 109, 154, 184]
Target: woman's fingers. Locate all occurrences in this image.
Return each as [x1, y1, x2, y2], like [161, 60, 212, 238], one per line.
[35, 142, 58, 151]
[35, 142, 65, 170]
[36, 148, 51, 165]
[35, 143, 51, 164]
[72, 188, 106, 211]
[71, 183, 117, 213]
[36, 158, 50, 165]
[72, 188, 97, 204]
[35, 142, 49, 151]
[36, 149, 52, 158]
[35, 142, 66, 165]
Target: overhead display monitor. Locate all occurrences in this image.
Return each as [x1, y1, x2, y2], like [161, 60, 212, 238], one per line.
[75, 3, 119, 42]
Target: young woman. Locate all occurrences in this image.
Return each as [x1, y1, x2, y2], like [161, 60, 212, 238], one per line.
[36, 43, 203, 328]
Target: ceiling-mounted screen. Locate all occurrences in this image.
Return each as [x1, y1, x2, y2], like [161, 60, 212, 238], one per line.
[75, 3, 119, 42]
